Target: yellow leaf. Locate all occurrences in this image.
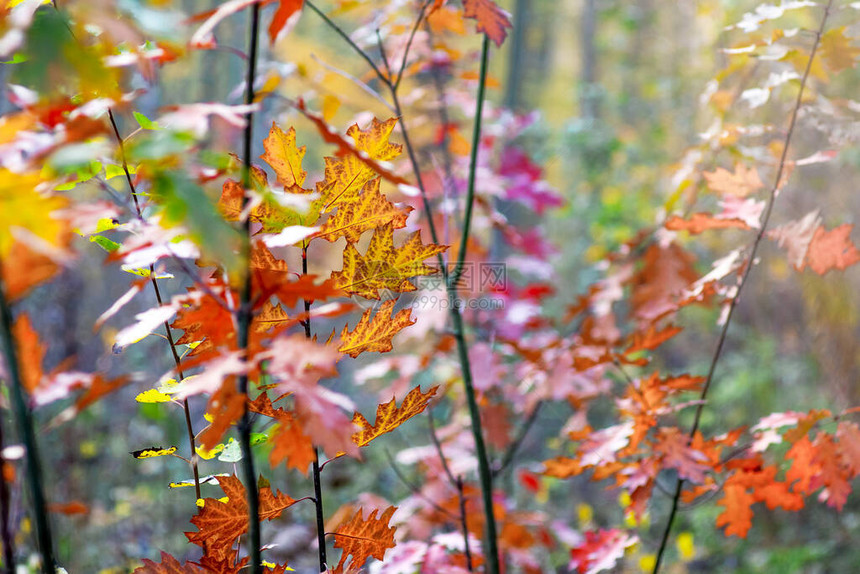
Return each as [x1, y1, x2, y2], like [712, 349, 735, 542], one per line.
[260, 123, 309, 191]
[317, 178, 412, 244]
[322, 94, 341, 122]
[0, 169, 68, 257]
[352, 385, 438, 447]
[316, 117, 402, 213]
[134, 388, 174, 403]
[338, 299, 415, 358]
[702, 164, 763, 198]
[331, 223, 447, 299]
[819, 27, 860, 74]
[131, 446, 177, 459]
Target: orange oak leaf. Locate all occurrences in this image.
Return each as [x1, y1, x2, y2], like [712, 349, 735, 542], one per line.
[802, 224, 860, 275]
[786, 435, 820, 494]
[268, 0, 304, 44]
[332, 506, 397, 573]
[630, 243, 698, 322]
[338, 300, 415, 358]
[715, 483, 755, 538]
[351, 385, 438, 447]
[12, 314, 44, 394]
[624, 324, 683, 355]
[269, 414, 316, 474]
[133, 551, 208, 573]
[331, 223, 447, 300]
[316, 178, 412, 244]
[652, 427, 710, 484]
[665, 213, 749, 234]
[2, 241, 59, 301]
[703, 164, 763, 197]
[260, 123, 309, 192]
[187, 475, 298, 561]
[542, 456, 584, 479]
[462, 0, 512, 47]
[812, 433, 852, 510]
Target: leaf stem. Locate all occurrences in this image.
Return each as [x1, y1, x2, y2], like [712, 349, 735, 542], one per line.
[0, 265, 53, 574]
[650, 3, 833, 572]
[236, 4, 263, 574]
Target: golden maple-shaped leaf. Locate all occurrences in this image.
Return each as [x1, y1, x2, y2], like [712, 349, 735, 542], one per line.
[187, 475, 297, 561]
[351, 385, 438, 447]
[338, 299, 415, 358]
[819, 27, 860, 74]
[331, 223, 447, 299]
[134, 551, 208, 573]
[332, 506, 397, 573]
[316, 178, 411, 243]
[316, 118, 402, 213]
[260, 123, 309, 192]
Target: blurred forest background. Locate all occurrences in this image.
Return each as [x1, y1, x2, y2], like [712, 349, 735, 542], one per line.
[4, 0, 860, 572]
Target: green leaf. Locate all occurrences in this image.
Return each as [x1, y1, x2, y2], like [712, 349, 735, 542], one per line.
[133, 111, 160, 130]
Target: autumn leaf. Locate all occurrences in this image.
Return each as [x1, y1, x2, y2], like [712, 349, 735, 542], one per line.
[269, 414, 316, 474]
[315, 117, 403, 213]
[331, 223, 447, 299]
[12, 314, 44, 394]
[624, 324, 683, 355]
[0, 169, 68, 257]
[134, 551, 208, 573]
[316, 178, 412, 244]
[2, 241, 60, 301]
[818, 27, 860, 74]
[338, 300, 415, 358]
[131, 446, 177, 459]
[462, 0, 512, 47]
[268, 0, 304, 44]
[295, 101, 409, 189]
[802, 224, 860, 275]
[332, 506, 397, 573]
[715, 483, 755, 538]
[352, 385, 438, 448]
[568, 529, 637, 574]
[665, 213, 750, 234]
[187, 475, 298, 561]
[703, 164, 763, 198]
[260, 123, 309, 192]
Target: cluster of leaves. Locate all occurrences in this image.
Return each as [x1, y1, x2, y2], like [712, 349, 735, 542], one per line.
[4, 0, 860, 573]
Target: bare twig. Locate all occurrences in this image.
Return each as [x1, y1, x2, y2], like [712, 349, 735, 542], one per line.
[651, 3, 834, 571]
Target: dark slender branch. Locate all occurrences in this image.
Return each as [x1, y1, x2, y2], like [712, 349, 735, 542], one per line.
[383, 449, 458, 519]
[427, 409, 458, 488]
[493, 401, 542, 478]
[457, 476, 474, 573]
[0, 405, 15, 573]
[108, 110, 203, 501]
[0, 265, 53, 574]
[236, 4, 263, 574]
[651, 3, 833, 571]
[393, 0, 433, 91]
[304, 1, 387, 83]
[303, 243, 328, 573]
[305, 6, 499, 569]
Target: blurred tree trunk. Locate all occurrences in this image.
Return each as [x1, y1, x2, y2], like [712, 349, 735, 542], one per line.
[581, 0, 598, 119]
[504, 0, 530, 111]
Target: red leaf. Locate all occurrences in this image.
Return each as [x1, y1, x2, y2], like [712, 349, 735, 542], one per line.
[462, 0, 512, 47]
[268, 0, 304, 44]
[803, 224, 860, 275]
